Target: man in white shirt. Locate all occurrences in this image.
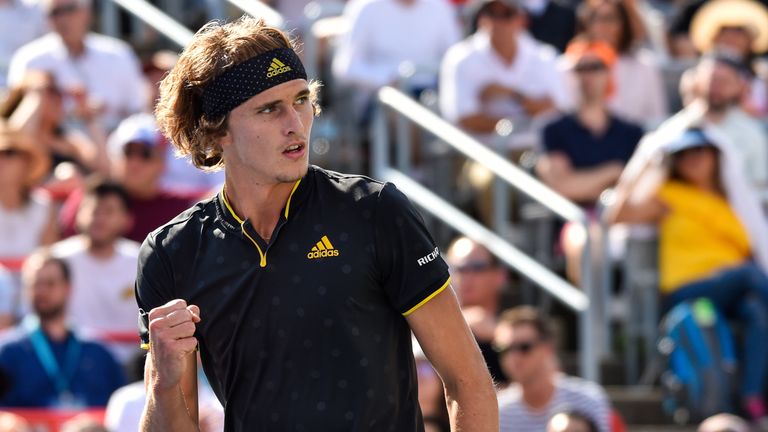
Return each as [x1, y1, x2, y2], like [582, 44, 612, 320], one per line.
[0, 0, 47, 90]
[8, 0, 146, 130]
[495, 306, 611, 432]
[440, 0, 569, 150]
[332, 0, 460, 120]
[51, 179, 140, 365]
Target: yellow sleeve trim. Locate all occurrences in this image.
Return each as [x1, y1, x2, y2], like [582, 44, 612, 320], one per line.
[402, 276, 452, 317]
[140, 343, 150, 351]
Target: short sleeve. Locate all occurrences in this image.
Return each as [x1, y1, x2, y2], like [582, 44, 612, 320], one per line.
[134, 235, 176, 343]
[373, 183, 451, 315]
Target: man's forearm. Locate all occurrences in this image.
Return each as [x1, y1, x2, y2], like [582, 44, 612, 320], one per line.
[444, 373, 499, 431]
[141, 385, 200, 432]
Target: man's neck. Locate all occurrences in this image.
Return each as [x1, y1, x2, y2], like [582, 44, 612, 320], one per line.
[490, 34, 518, 65]
[577, 102, 610, 134]
[63, 37, 86, 58]
[521, 371, 556, 410]
[705, 104, 732, 124]
[127, 183, 160, 200]
[224, 176, 296, 241]
[86, 236, 116, 260]
[0, 188, 24, 210]
[41, 316, 69, 342]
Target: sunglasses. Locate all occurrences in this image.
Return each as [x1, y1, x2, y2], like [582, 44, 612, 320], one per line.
[49, 3, 82, 18]
[454, 261, 495, 273]
[574, 61, 607, 74]
[0, 148, 23, 158]
[123, 143, 158, 160]
[495, 339, 542, 356]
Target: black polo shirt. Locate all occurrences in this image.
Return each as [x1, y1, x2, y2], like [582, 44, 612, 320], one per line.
[135, 165, 451, 432]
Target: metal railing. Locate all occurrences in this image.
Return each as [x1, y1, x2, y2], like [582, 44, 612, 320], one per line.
[102, 0, 194, 48]
[225, 0, 284, 28]
[372, 86, 600, 381]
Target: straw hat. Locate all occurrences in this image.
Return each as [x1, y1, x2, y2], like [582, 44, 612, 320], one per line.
[690, 0, 768, 54]
[0, 126, 50, 186]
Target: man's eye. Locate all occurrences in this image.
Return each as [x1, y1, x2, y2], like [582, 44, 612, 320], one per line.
[259, 106, 276, 114]
[296, 96, 308, 105]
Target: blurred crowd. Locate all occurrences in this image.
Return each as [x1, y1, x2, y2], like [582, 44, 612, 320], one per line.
[2, 0, 768, 430]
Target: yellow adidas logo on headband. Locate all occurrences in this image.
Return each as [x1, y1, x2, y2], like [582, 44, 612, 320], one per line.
[267, 58, 292, 78]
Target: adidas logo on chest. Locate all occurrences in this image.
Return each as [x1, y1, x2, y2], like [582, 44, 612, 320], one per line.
[307, 235, 340, 259]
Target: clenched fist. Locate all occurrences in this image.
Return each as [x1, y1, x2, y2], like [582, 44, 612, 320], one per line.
[147, 299, 201, 391]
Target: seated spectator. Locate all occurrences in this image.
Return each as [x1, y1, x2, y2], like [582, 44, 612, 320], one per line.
[689, 0, 768, 115]
[332, 0, 460, 123]
[574, 0, 667, 127]
[548, 411, 599, 432]
[7, 0, 146, 130]
[536, 39, 643, 282]
[0, 251, 125, 408]
[60, 113, 193, 242]
[446, 236, 508, 384]
[609, 127, 768, 424]
[51, 179, 139, 365]
[495, 306, 610, 432]
[0, 70, 109, 180]
[520, 0, 576, 53]
[0, 125, 57, 264]
[440, 0, 569, 151]
[0, 0, 47, 90]
[679, 53, 768, 191]
[698, 413, 750, 432]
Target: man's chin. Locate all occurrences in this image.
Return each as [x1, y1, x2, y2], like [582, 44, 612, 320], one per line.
[276, 163, 309, 184]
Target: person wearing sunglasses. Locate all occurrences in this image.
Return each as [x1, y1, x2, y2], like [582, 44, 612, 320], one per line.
[495, 306, 610, 432]
[536, 39, 643, 284]
[7, 0, 146, 130]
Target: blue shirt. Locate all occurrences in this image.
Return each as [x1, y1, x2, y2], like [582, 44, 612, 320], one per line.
[543, 114, 644, 168]
[0, 328, 125, 407]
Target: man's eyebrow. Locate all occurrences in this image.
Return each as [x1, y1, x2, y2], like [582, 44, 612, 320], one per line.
[254, 89, 311, 111]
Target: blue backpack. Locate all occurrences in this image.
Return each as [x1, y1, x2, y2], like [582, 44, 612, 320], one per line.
[659, 298, 738, 424]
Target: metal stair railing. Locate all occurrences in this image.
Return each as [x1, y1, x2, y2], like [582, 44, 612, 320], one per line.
[372, 86, 601, 382]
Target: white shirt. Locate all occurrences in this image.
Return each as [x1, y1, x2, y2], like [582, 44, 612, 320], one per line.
[161, 151, 224, 196]
[51, 235, 140, 364]
[498, 375, 611, 432]
[333, 0, 460, 90]
[609, 49, 667, 127]
[440, 32, 569, 147]
[0, 192, 51, 259]
[0, 0, 47, 89]
[711, 107, 768, 188]
[8, 32, 146, 130]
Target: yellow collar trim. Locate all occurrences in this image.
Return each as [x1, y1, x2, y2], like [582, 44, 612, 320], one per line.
[221, 178, 303, 223]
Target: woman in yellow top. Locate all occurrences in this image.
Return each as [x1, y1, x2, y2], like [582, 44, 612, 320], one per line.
[611, 127, 768, 422]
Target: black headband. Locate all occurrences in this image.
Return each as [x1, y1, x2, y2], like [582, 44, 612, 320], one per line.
[201, 48, 307, 119]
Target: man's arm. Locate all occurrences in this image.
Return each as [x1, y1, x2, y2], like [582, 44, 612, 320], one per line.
[536, 152, 624, 202]
[140, 300, 201, 432]
[407, 288, 498, 432]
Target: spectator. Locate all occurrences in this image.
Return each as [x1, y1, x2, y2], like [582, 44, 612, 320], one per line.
[698, 413, 750, 432]
[0, 70, 109, 180]
[60, 415, 107, 432]
[548, 411, 599, 432]
[0, 411, 31, 432]
[685, 53, 768, 190]
[609, 127, 768, 425]
[0, 0, 47, 90]
[60, 113, 193, 242]
[446, 236, 508, 384]
[0, 251, 125, 408]
[537, 39, 643, 282]
[575, 0, 667, 127]
[495, 306, 610, 432]
[332, 0, 460, 122]
[0, 125, 57, 264]
[50, 179, 139, 365]
[7, 0, 146, 130]
[440, 0, 569, 150]
[689, 0, 768, 115]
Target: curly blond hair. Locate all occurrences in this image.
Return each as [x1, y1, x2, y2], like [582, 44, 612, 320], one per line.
[155, 17, 320, 171]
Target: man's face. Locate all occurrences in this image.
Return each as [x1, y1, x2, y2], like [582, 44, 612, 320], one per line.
[28, 261, 70, 320]
[699, 61, 744, 111]
[76, 194, 131, 245]
[220, 79, 313, 185]
[447, 240, 504, 308]
[117, 141, 165, 193]
[495, 323, 552, 385]
[46, 0, 90, 45]
[574, 54, 610, 103]
[713, 26, 754, 60]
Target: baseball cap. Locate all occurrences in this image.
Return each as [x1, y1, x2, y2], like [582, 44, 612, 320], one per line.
[108, 113, 165, 157]
[663, 128, 715, 155]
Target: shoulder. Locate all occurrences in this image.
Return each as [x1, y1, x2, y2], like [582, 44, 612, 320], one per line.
[611, 116, 644, 135]
[12, 33, 58, 60]
[557, 375, 608, 402]
[443, 37, 481, 67]
[311, 165, 387, 202]
[115, 238, 141, 258]
[79, 337, 119, 362]
[50, 235, 88, 258]
[85, 33, 138, 59]
[497, 385, 523, 408]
